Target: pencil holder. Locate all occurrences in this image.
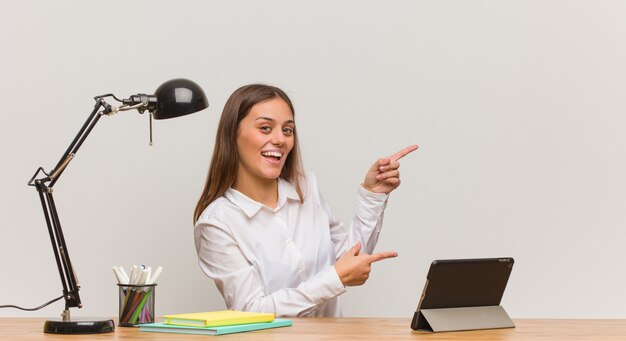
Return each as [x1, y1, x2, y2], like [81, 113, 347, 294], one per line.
[118, 284, 156, 327]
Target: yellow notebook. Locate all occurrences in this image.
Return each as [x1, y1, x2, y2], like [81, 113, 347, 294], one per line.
[162, 310, 275, 327]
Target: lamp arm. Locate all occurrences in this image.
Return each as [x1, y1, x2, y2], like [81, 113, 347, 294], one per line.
[33, 183, 80, 313]
[28, 98, 113, 317]
[48, 98, 113, 187]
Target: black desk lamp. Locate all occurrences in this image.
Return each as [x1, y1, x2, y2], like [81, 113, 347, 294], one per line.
[27, 78, 208, 334]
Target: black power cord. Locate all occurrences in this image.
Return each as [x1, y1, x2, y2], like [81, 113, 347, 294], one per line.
[0, 295, 64, 311]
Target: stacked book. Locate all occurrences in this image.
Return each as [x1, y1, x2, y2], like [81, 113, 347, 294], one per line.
[139, 310, 292, 336]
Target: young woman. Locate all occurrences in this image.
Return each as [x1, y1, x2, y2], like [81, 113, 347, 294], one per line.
[193, 84, 417, 317]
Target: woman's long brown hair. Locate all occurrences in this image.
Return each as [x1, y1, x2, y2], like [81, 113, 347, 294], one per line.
[193, 84, 305, 223]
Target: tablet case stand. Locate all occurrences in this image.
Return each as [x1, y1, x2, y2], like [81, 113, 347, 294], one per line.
[413, 305, 515, 333]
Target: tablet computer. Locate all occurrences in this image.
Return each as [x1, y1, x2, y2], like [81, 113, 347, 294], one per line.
[410, 257, 515, 332]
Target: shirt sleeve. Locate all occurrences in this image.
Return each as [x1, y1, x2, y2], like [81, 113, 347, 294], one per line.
[323, 184, 389, 257]
[194, 221, 347, 317]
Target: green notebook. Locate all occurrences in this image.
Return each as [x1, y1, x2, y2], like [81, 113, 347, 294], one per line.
[139, 318, 292, 336]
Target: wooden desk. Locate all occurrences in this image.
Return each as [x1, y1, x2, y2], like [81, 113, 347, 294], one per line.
[1, 318, 625, 340]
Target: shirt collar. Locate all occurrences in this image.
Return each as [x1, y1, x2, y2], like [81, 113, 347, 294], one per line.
[278, 177, 301, 204]
[224, 188, 263, 218]
[224, 178, 300, 218]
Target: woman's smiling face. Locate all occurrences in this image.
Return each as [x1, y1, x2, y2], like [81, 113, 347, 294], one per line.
[235, 97, 295, 185]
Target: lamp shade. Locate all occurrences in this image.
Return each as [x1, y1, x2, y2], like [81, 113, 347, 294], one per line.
[153, 78, 209, 119]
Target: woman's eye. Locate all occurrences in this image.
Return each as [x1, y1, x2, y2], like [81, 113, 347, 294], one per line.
[260, 126, 271, 132]
[283, 127, 294, 135]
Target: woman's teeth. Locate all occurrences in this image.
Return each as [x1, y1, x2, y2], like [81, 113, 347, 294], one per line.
[262, 151, 282, 160]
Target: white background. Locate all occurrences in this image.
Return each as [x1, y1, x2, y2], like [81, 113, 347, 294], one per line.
[1, 0, 624, 319]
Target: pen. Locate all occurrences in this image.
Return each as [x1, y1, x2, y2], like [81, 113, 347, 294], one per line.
[118, 266, 130, 284]
[145, 267, 152, 284]
[129, 265, 140, 285]
[147, 266, 163, 285]
[138, 269, 149, 285]
[112, 266, 124, 284]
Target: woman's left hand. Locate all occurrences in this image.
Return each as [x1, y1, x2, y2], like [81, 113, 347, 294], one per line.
[362, 144, 418, 194]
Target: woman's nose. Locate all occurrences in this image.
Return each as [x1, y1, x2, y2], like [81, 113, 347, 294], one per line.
[271, 131, 285, 146]
[272, 129, 285, 146]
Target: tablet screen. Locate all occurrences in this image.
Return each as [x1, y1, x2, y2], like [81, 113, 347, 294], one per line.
[418, 257, 514, 310]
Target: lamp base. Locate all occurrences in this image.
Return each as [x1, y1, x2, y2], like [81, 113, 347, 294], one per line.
[43, 318, 115, 334]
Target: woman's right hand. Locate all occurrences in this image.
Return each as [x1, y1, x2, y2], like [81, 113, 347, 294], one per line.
[334, 243, 398, 286]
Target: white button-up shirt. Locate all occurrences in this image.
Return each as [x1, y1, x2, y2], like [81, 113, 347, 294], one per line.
[194, 173, 388, 317]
